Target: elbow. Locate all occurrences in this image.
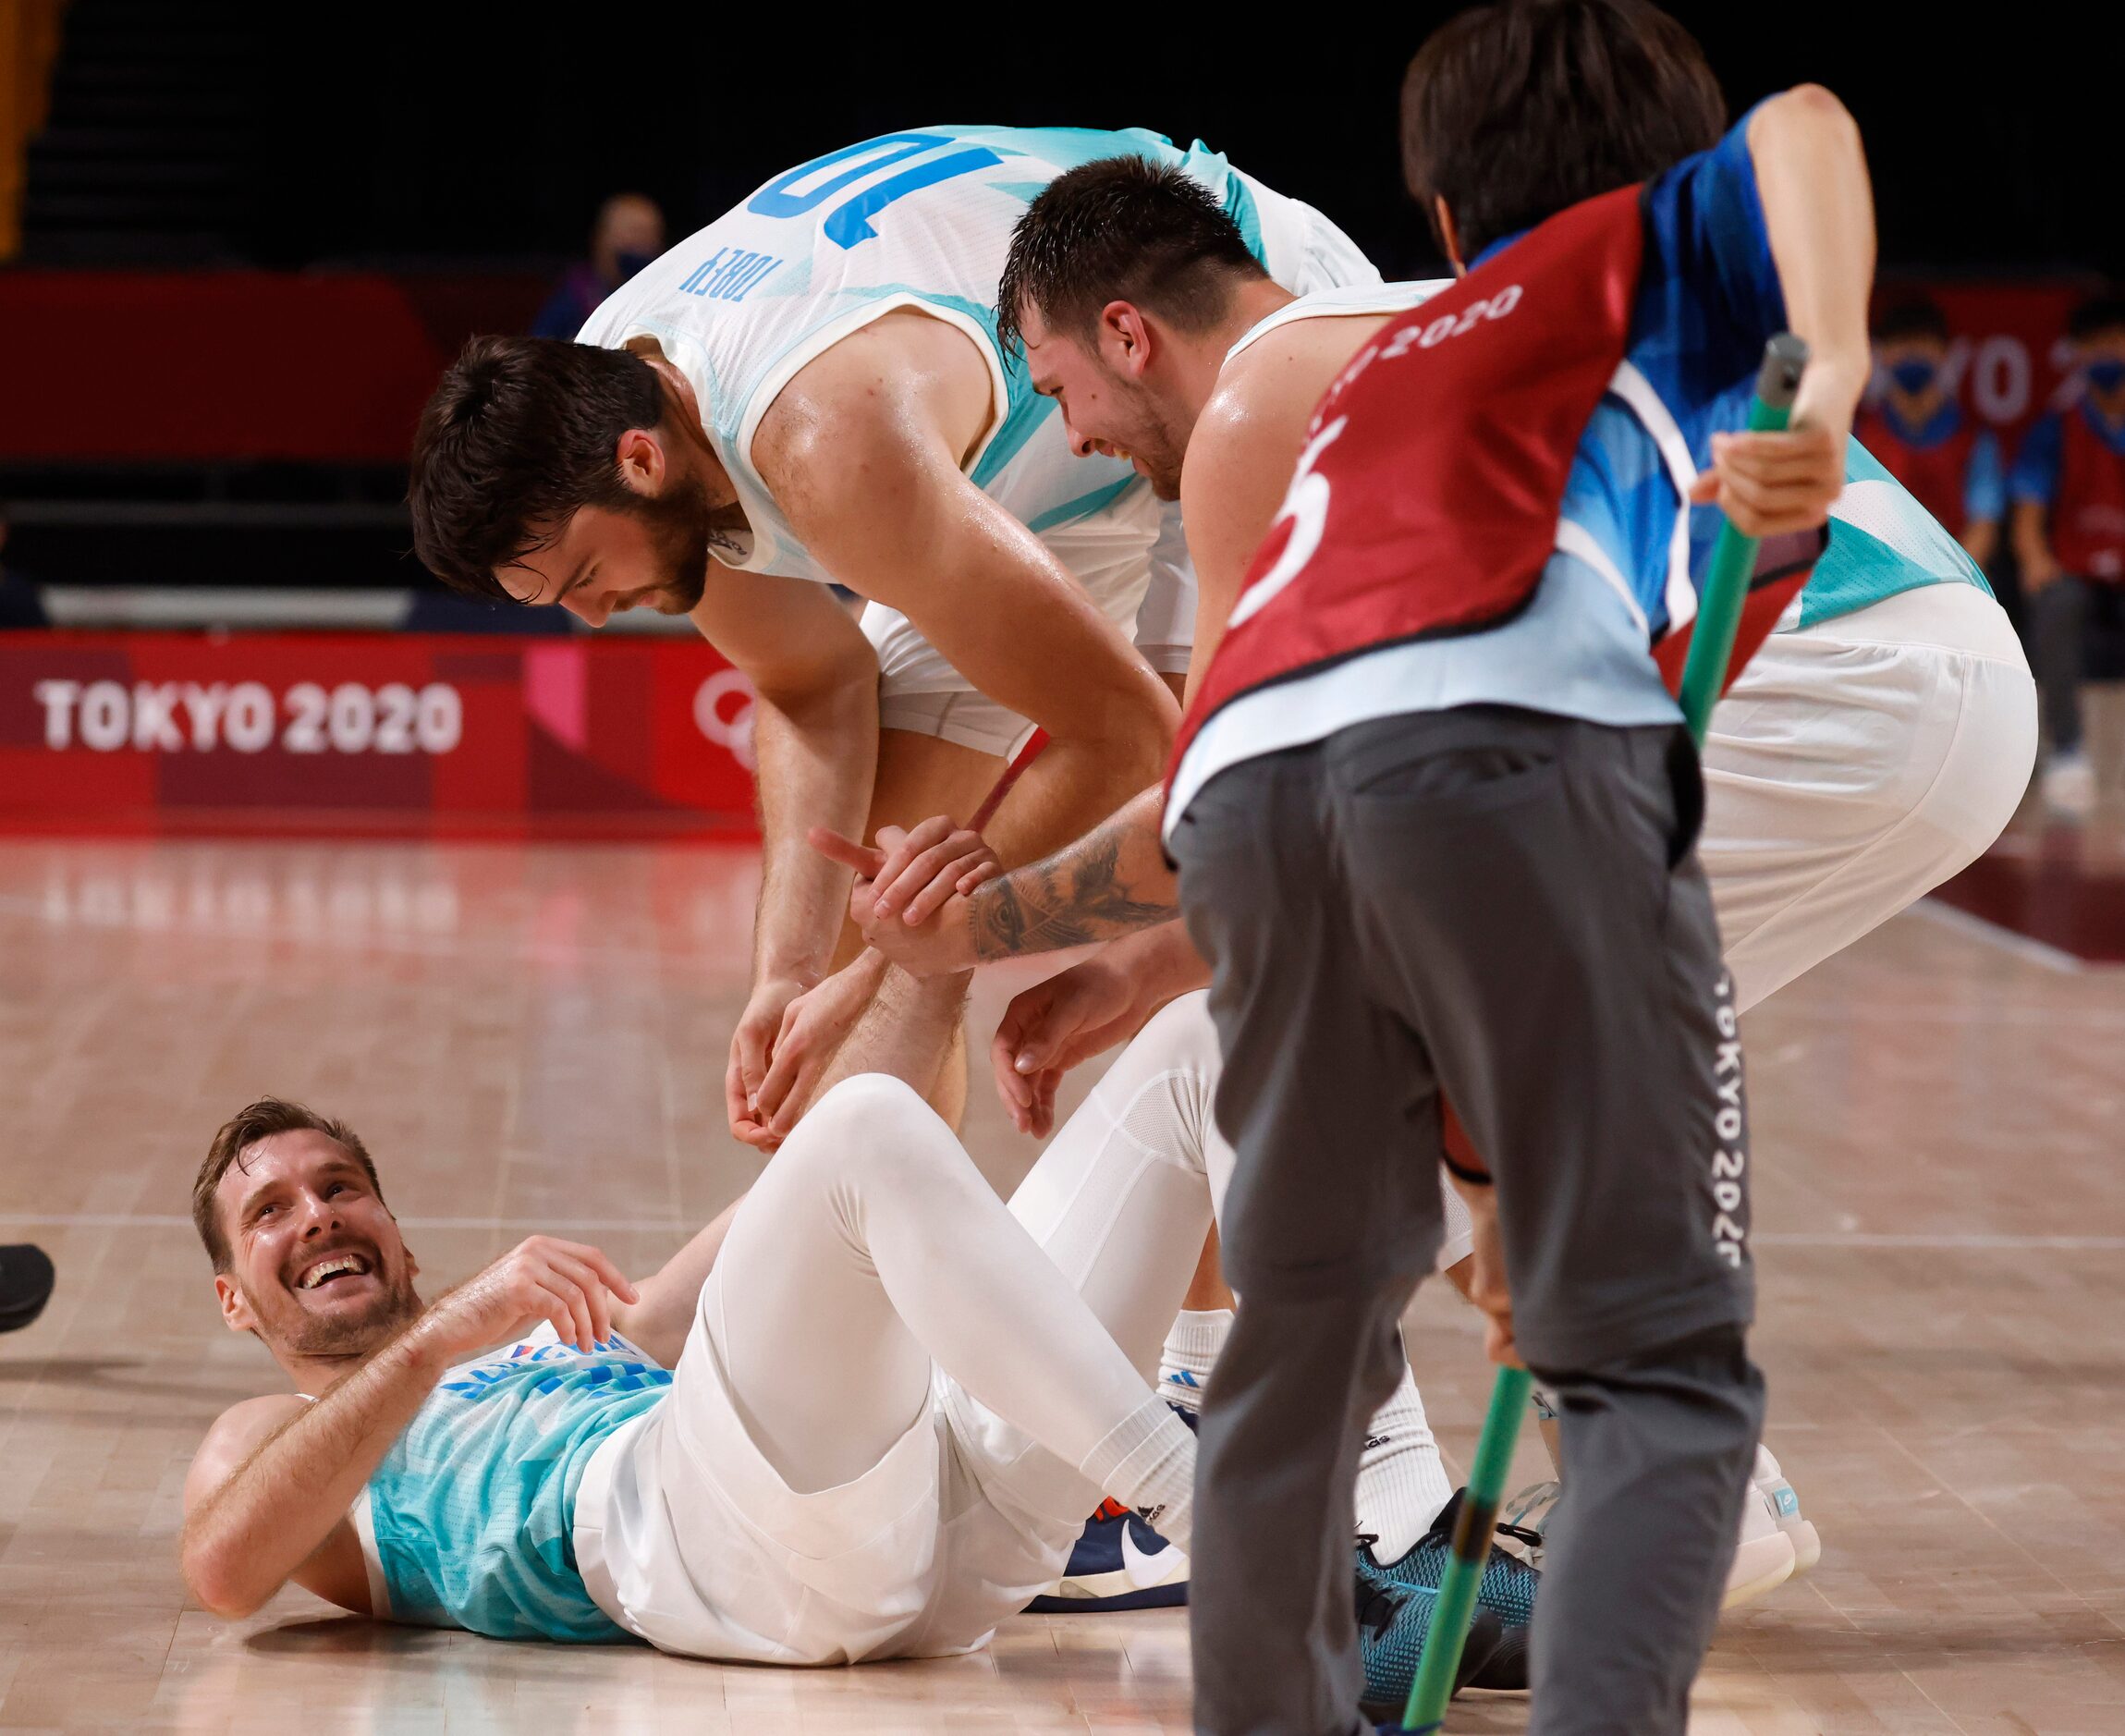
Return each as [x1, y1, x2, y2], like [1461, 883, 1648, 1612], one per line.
[1105, 668, 1183, 766]
[182, 1543, 270, 1620]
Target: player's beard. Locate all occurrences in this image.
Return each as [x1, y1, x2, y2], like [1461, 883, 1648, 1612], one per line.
[629, 471, 746, 614]
[256, 1265, 422, 1360]
[1115, 381, 1188, 501]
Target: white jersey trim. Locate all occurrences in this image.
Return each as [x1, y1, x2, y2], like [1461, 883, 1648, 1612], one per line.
[350, 1485, 394, 1621]
[1224, 279, 1452, 366]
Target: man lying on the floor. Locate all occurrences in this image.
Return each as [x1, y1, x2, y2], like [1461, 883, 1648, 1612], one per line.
[179, 969, 1529, 1703]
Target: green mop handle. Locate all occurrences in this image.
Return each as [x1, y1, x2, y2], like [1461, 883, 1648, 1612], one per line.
[1398, 334, 1808, 1736]
[1678, 334, 1811, 743]
[1398, 1366, 1532, 1732]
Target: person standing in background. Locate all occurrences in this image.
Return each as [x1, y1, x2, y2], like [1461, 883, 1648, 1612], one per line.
[2010, 294, 2125, 815]
[1856, 299, 2003, 568]
[529, 193, 667, 339]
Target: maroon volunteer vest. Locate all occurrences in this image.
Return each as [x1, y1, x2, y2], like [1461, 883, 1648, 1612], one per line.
[1170, 187, 1647, 799]
[2053, 405, 2125, 581]
[1855, 404, 1976, 533]
[1169, 183, 1819, 815]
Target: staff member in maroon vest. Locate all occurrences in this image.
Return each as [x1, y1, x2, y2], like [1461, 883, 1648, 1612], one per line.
[1856, 298, 2004, 567]
[2010, 293, 2125, 815]
[1149, 5, 1871, 1730]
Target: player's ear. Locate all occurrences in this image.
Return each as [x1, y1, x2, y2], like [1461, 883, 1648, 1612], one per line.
[615, 427, 666, 495]
[1433, 198, 1467, 277]
[1098, 301, 1154, 377]
[214, 1272, 255, 1335]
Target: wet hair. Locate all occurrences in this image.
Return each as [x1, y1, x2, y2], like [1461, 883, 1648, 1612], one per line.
[194, 1098, 384, 1273]
[996, 155, 1268, 361]
[2068, 294, 2125, 342]
[1874, 298, 1951, 345]
[1400, 0, 1727, 262]
[408, 335, 667, 602]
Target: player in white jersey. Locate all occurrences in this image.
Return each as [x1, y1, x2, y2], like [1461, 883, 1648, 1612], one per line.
[823, 155, 2037, 1605]
[180, 970, 1520, 1700]
[407, 128, 1377, 1150]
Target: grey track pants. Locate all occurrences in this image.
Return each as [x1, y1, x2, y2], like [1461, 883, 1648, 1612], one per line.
[1171, 706, 1766, 1736]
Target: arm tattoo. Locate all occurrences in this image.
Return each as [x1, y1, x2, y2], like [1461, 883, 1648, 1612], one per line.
[969, 825, 1176, 961]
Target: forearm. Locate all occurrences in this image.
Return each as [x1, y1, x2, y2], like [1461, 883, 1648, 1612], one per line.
[1749, 88, 1875, 396]
[1093, 921, 1212, 1003]
[183, 1331, 441, 1615]
[618, 1197, 743, 1368]
[969, 788, 1177, 960]
[1960, 518, 1999, 568]
[813, 965, 973, 1102]
[751, 685, 878, 982]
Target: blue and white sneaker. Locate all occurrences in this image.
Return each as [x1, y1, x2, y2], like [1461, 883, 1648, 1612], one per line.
[1025, 1498, 1191, 1612]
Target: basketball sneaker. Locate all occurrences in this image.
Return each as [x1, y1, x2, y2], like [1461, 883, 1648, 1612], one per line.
[1029, 1404, 1197, 1613]
[1361, 1489, 1539, 1691]
[1355, 1537, 1513, 1721]
[1753, 1444, 1822, 1576]
[1024, 1498, 1190, 1612]
[1496, 1474, 1798, 1609]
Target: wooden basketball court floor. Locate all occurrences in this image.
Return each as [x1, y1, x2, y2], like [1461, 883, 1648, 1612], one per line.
[1, 816, 2121, 1733]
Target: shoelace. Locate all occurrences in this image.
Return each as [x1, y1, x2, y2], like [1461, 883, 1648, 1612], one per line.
[1352, 1533, 1407, 1639]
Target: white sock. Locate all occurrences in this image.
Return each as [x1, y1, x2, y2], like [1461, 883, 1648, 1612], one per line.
[1354, 1363, 1454, 1560]
[1157, 1308, 1232, 1413]
[1080, 1394, 1196, 1550]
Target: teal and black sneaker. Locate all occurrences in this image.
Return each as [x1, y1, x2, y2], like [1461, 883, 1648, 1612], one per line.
[1356, 1486, 1541, 1700]
[1383, 1489, 1542, 1634]
[1354, 1539, 1508, 1723]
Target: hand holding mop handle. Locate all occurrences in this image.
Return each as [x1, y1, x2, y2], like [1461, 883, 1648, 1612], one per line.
[1677, 334, 1811, 743]
[1396, 334, 1807, 1736]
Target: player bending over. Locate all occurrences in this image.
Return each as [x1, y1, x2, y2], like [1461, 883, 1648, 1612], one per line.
[180, 978, 1524, 1702]
[406, 127, 1377, 1149]
[835, 38, 2034, 1636]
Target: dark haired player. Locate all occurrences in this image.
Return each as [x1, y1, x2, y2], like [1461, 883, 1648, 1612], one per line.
[845, 152, 2032, 1638]
[833, 3, 1916, 1727]
[407, 128, 1375, 1153]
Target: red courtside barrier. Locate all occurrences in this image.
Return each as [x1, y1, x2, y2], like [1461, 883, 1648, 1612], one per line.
[0, 633, 763, 838]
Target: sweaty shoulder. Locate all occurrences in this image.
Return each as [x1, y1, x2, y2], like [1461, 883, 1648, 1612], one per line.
[751, 309, 1000, 500]
[1186, 313, 1396, 513]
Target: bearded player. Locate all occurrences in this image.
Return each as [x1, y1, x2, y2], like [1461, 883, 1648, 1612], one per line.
[405, 128, 1378, 1152]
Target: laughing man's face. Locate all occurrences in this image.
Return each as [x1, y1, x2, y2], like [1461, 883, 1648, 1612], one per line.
[213, 1131, 420, 1361]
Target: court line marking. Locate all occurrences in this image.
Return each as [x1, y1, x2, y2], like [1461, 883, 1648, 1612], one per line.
[1909, 896, 2091, 974]
[6, 1214, 2123, 1251]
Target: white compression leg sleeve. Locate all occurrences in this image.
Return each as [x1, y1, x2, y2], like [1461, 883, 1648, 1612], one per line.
[706, 1074, 1193, 1534]
[1074, 994, 1457, 1553]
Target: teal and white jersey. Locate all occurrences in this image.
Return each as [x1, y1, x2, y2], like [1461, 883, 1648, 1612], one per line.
[575, 127, 1378, 582]
[1790, 437, 1997, 632]
[354, 1326, 671, 1643]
